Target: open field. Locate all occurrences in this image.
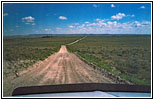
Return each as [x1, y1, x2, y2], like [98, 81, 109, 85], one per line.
[3, 36, 82, 96]
[3, 35, 151, 96]
[3, 36, 117, 96]
[67, 35, 151, 86]
[4, 45, 115, 96]
[3, 36, 82, 76]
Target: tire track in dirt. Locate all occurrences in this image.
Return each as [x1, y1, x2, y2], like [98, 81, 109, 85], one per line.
[11, 45, 115, 88]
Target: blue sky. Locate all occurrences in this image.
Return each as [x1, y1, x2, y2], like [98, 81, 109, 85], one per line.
[3, 3, 151, 35]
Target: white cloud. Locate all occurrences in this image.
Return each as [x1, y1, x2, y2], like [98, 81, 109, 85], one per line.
[97, 21, 107, 27]
[87, 23, 96, 27]
[132, 21, 150, 28]
[85, 21, 89, 24]
[135, 23, 141, 27]
[111, 13, 126, 20]
[59, 16, 67, 20]
[74, 23, 79, 25]
[96, 18, 101, 21]
[107, 21, 117, 25]
[95, 19, 107, 23]
[69, 25, 74, 28]
[3, 13, 8, 16]
[44, 29, 49, 31]
[93, 4, 99, 8]
[111, 4, 115, 8]
[43, 28, 53, 33]
[22, 16, 35, 25]
[131, 14, 135, 17]
[80, 24, 85, 28]
[127, 14, 135, 17]
[142, 21, 150, 26]
[61, 20, 151, 34]
[140, 6, 145, 9]
[22, 16, 35, 22]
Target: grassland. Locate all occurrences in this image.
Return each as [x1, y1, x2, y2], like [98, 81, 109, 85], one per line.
[3, 35, 151, 96]
[3, 36, 82, 96]
[67, 35, 151, 86]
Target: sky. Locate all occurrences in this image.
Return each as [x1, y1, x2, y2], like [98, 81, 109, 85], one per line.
[3, 3, 151, 35]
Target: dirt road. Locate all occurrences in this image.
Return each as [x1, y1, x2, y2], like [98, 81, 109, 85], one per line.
[66, 36, 87, 45]
[12, 45, 114, 87]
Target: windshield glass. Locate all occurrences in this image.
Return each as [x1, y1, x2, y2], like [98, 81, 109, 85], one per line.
[3, 2, 151, 97]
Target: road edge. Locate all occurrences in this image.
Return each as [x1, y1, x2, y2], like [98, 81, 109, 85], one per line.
[74, 52, 133, 85]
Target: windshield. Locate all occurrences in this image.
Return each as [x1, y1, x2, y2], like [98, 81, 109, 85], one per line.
[3, 2, 151, 98]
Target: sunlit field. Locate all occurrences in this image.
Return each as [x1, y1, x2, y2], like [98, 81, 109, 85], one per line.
[3, 36, 82, 96]
[68, 35, 151, 85]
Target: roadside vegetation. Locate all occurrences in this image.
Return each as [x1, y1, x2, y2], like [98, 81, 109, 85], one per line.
[67, 36, 151, 86]
[4, 36, 81, 75]
[3, 36, 81, 96]
[3, 35, 151, 96]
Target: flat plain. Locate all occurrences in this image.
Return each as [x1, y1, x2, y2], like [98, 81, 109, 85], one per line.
[3, 35, 151, 96]
[68, 35, 151, 86]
